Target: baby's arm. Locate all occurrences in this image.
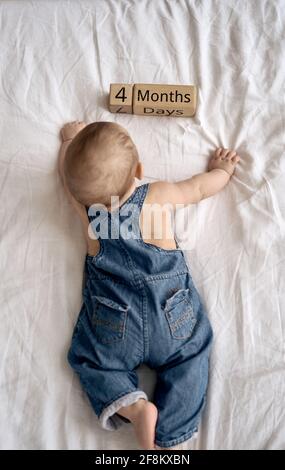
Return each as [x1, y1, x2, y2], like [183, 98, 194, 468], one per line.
[58, 121, 88, 225]
[58, 121, 99, 256]
[149, 148, 240, 206]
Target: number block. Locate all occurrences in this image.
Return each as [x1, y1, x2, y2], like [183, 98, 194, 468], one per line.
[109, 84, 133, 114]
[133, 84, 197, 117]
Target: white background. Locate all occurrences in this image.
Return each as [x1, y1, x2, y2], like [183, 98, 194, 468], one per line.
[0, 0, 284, 449]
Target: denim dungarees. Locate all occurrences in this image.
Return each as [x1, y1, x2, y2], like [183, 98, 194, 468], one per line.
[68, 183, 213, 448]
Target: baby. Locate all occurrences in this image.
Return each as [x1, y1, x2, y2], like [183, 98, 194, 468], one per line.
[59, 121, 240, 450]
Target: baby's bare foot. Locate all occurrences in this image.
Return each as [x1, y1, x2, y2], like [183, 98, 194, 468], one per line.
[208, 147, 241, 176]
[118, 399, 158, 450]
[60, 120, 87, 142]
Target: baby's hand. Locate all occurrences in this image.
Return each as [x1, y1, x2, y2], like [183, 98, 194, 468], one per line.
[60, 121, 87, 142]
[208, 148, 241, 177]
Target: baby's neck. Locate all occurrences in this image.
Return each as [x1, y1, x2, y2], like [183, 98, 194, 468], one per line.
[121, 181, 137, 204]
[107, 180, 137, 212]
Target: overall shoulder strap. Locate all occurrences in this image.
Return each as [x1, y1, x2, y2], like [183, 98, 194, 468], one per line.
[129, 183, 150, 212]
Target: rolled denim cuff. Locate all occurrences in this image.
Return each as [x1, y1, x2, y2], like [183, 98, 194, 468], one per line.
[99, 390, 148, 431]
[155, 429, 199, 449]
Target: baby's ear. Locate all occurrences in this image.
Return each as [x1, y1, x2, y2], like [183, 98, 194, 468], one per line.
[135, 161, 143, 180]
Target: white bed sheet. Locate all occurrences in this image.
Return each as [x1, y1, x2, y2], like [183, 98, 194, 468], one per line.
[0, 0, 284, 450]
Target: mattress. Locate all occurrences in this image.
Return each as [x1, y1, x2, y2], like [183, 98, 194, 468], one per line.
[0, 0, 284, 450]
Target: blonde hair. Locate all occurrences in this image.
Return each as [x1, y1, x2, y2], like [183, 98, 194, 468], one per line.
[64, 122, 139, 207]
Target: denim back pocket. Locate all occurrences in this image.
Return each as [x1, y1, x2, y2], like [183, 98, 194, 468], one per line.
[92, 296, 128, 344]
[164, 288, 197, 340]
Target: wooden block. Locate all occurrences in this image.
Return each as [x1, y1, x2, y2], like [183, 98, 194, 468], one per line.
[133, 83, 197, 117]
[109, 83, 133, 114]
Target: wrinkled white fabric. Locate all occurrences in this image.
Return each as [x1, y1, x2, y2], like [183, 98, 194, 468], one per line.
[0, 0, 284, 450]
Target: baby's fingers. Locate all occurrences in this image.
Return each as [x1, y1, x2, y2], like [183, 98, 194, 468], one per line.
[232, 155, 241, 164]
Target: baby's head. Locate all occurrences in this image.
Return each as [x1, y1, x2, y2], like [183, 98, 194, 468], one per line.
[64, 121, 142, 208]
